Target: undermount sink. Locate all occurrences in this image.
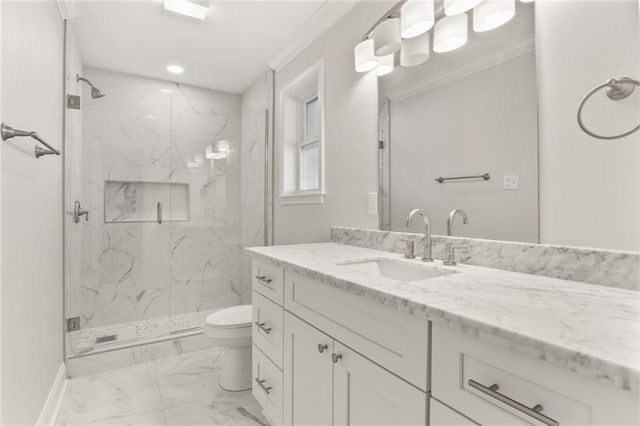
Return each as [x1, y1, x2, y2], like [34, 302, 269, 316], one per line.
[335, 257, 455, 282]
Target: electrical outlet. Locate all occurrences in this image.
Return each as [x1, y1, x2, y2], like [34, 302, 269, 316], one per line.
[504, 174, 519, 190]
[368, 192, 378, 215]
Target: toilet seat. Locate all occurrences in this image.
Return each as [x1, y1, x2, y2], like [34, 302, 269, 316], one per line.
[206, 305, 252, 329]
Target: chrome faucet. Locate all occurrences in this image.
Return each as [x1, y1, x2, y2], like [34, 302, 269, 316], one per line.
[447, 209, 469, 236]
[405, 209, 433, 262]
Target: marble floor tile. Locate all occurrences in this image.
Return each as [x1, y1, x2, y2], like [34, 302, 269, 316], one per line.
[57, 348, 267, 426]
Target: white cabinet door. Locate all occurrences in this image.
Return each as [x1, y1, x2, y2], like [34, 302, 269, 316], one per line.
[333, 342, 427, 426]
[283, 312, 333, 426]
[430, 398, 479, 426]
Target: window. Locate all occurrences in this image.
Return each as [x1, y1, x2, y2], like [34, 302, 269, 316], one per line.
[279, 61, 324, 205]
[300, 97, 319, 191]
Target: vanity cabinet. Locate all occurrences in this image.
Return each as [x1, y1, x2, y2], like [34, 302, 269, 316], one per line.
[251, 256, 639, 426]
[284, 311, 427, 426]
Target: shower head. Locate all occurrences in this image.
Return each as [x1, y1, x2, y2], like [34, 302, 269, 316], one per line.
[90, 86, 106, 99]
[77, 74, 106, 99]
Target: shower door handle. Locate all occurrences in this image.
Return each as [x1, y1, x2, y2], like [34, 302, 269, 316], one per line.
[73, 201, 89, 223]
[157, 202, 162, 224]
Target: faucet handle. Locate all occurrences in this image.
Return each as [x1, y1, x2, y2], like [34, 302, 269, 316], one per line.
[399, 239, 416, 259]
[443, 243, 465, 266]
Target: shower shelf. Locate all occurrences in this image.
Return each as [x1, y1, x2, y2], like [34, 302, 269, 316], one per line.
[104, 180, 189, 223]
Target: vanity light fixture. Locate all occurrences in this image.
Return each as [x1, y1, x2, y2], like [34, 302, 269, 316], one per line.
[164, 0, 209, 20]
[372, 17, 402, 56]
[354, 39, 378, 72]
[401, 32, 430, 67]
[377, 53, 395, 76]
[473, 0, 516, 32]
[401, 0, 435, 39]
[444, 0, 483, 16]
[433, 13, 468, 53]
[166, 64, 184, 74]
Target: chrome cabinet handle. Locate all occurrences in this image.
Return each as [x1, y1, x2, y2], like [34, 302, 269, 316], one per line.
[157, 202, 162, 224]
[255, 275, 272, 285]
[254, 378, 271, 395]
[254, 321, 272, 334]
[73, 201, 89, 223]
[318, 343, 328, 353]
[331, 352, 343, 363]
[468, 380, 559, 426]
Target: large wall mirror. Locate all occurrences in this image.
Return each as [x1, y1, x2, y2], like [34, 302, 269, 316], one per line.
[377, 1, 537, 243]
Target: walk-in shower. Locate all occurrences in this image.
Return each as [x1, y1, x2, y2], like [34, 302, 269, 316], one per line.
[62, 20, 272, 369]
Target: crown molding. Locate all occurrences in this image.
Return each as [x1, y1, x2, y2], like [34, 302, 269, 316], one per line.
[268, 0, 360, 72]
[386, 38, 535, 102]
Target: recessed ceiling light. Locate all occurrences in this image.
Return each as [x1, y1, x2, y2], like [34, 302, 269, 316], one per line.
[166, 64, 184, 74]
[164, 0, 208, 21]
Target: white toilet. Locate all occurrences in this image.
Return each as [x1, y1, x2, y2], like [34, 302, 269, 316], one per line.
[204, 304, 253, 391]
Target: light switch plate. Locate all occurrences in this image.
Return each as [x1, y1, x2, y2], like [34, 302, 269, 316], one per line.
[368, 192, 378, 215]
[504, 174, 519, 190]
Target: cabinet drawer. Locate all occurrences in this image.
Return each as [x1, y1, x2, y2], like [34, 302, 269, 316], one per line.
[252, 260, 284, 306]
[253, 291, 284, 369]
[284, 270, 429, 391]
[432, 323, 639, 426]
[252, 344, 283, 426]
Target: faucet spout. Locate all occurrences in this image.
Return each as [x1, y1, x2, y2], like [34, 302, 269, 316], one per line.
[447, 209, 469, 236]
[405, 209, 433, 262]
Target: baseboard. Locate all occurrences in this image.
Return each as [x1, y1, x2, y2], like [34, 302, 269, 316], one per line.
[36, 363, 68, 426]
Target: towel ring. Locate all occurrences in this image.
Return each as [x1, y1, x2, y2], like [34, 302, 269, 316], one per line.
[577, 77, 640, 140]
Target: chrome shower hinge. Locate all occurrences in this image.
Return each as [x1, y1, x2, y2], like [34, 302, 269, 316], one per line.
[67, 316, 80, 331]
[67, 94, 81, 110]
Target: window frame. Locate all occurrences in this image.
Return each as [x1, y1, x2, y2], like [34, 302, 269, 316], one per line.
[278, 60, 325, 205]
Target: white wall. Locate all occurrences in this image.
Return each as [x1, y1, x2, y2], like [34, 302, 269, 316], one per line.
[273, 2, 392, 244]
[1, 2, 64, 424]
[537, 0, 640, 251]
[391, 52, 538, 242]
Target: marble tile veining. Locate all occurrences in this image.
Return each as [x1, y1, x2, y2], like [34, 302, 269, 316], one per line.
[57, 348, 267, 426]
[331, 226, 640, 291]
[247, 243, 640, 392]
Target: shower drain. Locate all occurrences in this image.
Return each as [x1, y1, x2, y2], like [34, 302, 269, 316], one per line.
[95, 334, 117, 344]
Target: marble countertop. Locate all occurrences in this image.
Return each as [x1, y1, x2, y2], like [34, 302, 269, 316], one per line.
[247, 243, 640, 392]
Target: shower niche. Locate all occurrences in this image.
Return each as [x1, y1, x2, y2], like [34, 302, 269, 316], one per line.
[104, 180, 189, 223]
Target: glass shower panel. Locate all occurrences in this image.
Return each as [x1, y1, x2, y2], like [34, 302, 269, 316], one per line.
[168, 89, 243, 329]
[66, 67, 175, 354]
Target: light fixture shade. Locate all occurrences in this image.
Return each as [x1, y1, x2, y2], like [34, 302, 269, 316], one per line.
[473, 0, 516, 32]
[354, 39, 378, 72]
[433, 13, 468, 53]
[401, 32, 430, 67]
[373, 18, 401, 57]
[444, 0, 482, 15]
[401, 0, 435, 39]
[377, 53, 395, 76]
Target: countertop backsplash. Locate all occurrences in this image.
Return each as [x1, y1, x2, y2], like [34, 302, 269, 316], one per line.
[331, 226, 639, 291]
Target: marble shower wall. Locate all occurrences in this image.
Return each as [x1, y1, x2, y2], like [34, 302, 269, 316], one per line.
[76, 67, 242, 329]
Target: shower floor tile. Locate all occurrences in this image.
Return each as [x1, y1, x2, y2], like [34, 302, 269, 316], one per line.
[56, 348, 268, 426]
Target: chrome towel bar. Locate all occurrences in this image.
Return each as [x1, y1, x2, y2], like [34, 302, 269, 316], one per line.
[577, 77, 640, 140]
[435, 173, 490, 183]
[1, 122, 60, 158]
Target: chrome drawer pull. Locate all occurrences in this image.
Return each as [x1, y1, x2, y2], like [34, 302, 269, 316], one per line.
[254, 321, 272, 334]
[254, 378, 272, 395]
[331, 352, 343, 363]
[255, 275, 272, 285]
[468, 380, 559, 426]
[318, 343, 328, 353]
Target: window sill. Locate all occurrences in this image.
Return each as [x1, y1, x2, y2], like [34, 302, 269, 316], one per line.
[279, 191, 325, 206]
